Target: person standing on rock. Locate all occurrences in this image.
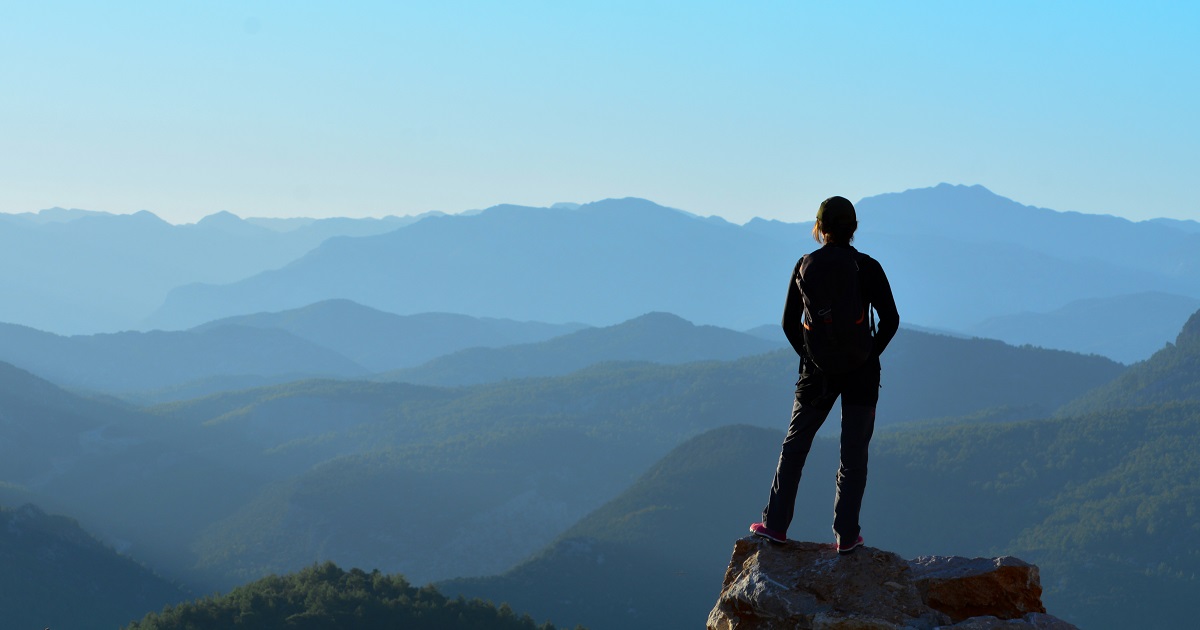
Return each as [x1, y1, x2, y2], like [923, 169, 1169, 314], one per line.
[750, 195, 899, 554]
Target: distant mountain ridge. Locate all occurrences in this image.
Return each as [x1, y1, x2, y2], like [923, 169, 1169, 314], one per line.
[1059, 307, 1200, 415]
[143, 186, 1200, 361]
[969, 292, 1200, 363]
[0, 301, 597, 402]
[0, 207, 421, 333]
[146, 197, 798, 331]
[195, 299, 589, 372]
[380, 311, 784, 386]
[0, 321, 368, 396]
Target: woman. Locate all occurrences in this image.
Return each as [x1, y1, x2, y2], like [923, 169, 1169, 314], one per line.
[749, 195, 899, 554]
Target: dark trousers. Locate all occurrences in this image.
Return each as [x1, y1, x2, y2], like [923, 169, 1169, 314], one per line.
[762, 355, 880, 541]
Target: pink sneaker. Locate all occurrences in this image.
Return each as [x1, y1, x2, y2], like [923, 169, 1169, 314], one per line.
[835, 534, 864, 555]
[749, 522, 787, 543]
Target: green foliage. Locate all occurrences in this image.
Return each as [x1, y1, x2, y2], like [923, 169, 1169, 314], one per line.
[126, 562, 571, 630]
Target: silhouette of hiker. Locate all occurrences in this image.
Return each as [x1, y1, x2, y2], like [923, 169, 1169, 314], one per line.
[750, 196, 899, 554]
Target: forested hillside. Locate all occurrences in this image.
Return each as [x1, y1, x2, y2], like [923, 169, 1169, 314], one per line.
[125, 562, 576, 630]
[0, 321, 1125, 594]
[0, 503, 186, 630]
[442, 310, 1200, 630]
[444, 402, 1200, 630]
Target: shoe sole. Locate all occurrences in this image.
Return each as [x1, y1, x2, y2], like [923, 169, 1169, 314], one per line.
[752, 531, 786, 544]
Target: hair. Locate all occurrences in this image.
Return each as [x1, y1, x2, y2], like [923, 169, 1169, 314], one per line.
[812, 220, 856, 245]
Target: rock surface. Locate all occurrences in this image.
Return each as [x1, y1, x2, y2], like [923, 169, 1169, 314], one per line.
[707, 537, 1079, 630]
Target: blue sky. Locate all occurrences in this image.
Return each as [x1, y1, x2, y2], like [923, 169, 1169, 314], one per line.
[1, 1, 1196, 224]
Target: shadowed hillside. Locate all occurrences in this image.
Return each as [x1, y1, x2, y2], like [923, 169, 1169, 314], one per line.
[0, 324, 1125, 591]
[0, 503, 187, 630]
[444, 399, 1200, 630]
[441, 313, 1200, 630]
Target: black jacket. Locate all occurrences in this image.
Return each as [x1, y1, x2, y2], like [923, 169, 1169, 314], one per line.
[781, 243, 899, 364]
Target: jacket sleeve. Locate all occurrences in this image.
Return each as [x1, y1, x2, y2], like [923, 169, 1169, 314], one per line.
[781, 259, 807, 358]
[865, 256, 899, 357]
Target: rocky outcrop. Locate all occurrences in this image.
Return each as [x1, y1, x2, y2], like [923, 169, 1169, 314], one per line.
[707, 537, 1078, 629]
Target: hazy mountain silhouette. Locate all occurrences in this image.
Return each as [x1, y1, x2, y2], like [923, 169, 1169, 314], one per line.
[194, 299, 588, 372]
[379, 311, 784, 386]
[1058, 307, 1200, 415]
[856, 184, 1200, 278]
[146, 197, 798, 330]
[0, 208, 414, 334]
[879, 328, 1123, 424]
[0, 360, 141, 490]
[970, 291, 1200, 363]
[0, 322, 367, 396]
[1147, 217, 1200, 234]
[144, 187, 1200, 361]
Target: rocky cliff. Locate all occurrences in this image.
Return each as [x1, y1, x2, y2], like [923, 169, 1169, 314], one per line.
[708, 537, 1079, 629]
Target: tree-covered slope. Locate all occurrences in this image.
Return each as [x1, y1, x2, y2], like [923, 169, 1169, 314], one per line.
[444, 401, 1200, 630]
[125, 562, 577, 630]
[2, 324, 1123, 593]
[0, 503, 187, 630]
[438, 424, 793, 630]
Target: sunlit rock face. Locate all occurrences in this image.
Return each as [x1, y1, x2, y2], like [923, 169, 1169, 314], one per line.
[707, 537, 1078, 630]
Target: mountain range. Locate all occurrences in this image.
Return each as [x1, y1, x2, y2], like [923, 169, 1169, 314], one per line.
[5, 185, 1200, 362]
[441, 309, 1200, 630]
[139, 185, 1200, 363]
[194, 299, 589, 372]
[0, 319, 1124, 595]
[2, 303, 1195, 628]
[3, 185, 1199, 629]
[0, 208, 414, 334]
[376, 311, 784, 386]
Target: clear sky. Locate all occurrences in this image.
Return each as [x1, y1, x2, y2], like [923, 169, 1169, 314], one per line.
[1, 1, 1196, 224]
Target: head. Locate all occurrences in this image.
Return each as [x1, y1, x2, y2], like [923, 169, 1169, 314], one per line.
[811, 195, 857, 245]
